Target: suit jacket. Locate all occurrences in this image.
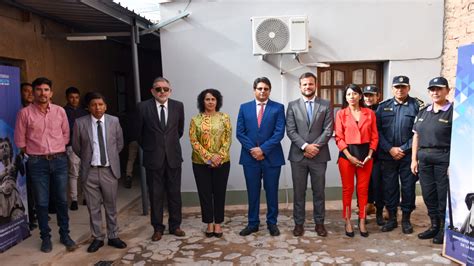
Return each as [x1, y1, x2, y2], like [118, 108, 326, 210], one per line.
[72, 114, 124, 180]
[286, 97, 333, 162]
[136, 98, 184, 169]
[335, 107, 378, 152]
[236, 99, 285, 167]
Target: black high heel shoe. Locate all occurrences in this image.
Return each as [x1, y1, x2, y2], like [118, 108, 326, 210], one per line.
[345, 223, 355, 238]
[358, 218, 369, 237]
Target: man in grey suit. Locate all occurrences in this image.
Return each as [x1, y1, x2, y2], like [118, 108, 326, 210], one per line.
[286, 72, 333, 237]
[136, 77, 185, 242]
[72, 92, 127, 253]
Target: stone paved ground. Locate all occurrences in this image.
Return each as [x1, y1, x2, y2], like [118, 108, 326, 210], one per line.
[53, 198, 454, 265]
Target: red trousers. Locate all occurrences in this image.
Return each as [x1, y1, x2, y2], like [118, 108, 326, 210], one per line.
[338, 157, 373, 219]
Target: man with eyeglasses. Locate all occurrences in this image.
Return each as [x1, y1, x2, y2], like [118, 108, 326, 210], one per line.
[376, 75, 424, 234]
[236, 77, 286, 236]
[136, 77, 185, 242]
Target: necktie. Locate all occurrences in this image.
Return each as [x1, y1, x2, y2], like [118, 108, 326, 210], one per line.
[160, 105, 166, 129]
[307, 101, 313, 124]
[257, 103, 265, 128]
[97, 120, 106, 166]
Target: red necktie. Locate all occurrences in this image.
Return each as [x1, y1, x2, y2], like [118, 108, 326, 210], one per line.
[257, 103, 265, 128]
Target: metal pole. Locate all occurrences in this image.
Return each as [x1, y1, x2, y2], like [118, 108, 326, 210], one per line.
[131, 19, 149, 215]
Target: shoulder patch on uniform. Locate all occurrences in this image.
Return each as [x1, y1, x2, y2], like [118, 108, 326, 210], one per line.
[379, 98, 392, 105]
[414, 97, 425, 109]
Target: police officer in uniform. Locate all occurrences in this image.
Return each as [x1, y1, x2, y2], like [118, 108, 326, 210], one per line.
[411, 77, 452, 244]
[376, 76, 424, 234]
[363, 85, 385, 226]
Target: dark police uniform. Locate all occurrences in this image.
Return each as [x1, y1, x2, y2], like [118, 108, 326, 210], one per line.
[376, 76, 424, 233]
[413, 76, 453, 244]
[413, 103, 452, 221]
[363, 85, 385, 225]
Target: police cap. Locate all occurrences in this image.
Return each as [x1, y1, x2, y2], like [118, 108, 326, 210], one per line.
[428, 77, 449, 90]
[363, 85, 379, 95]
[392, 75, 410, 86]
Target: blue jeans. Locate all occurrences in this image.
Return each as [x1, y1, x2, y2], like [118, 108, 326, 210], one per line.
[28, 154, 70, 240]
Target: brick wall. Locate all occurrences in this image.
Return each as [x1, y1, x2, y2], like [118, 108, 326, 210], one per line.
[443, 0, 474, 91]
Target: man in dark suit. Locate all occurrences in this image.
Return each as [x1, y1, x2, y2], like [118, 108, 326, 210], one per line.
[236, 77, 285, 236]
[72, 92, 127, 253]
[286, 72, 333, 237]
[136, 77, 185, 241]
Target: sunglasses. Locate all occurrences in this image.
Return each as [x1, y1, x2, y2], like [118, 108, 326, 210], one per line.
[256, 87, 270, 92]
[153, 87, 170, 93]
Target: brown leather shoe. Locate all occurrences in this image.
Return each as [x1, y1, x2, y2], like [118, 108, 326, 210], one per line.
[315, 223, 328, 237]
[293, 224, 304, 237]
[151, 231, 162, 241]
[171, 228, 186, 237]
[366, 203, 376, 215]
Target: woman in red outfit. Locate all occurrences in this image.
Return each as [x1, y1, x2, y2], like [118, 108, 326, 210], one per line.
[335, 84, 378, 237]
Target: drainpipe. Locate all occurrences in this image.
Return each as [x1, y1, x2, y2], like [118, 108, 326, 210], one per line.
[131, 18, 149, 215]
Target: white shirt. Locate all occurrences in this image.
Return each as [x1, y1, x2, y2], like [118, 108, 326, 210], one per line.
[155, 100, 168, 125]
[91, 115, 109, 166]
[255, 99, 268, 116]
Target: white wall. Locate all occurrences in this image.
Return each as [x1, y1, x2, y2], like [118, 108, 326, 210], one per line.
[159, 0, 444, 192]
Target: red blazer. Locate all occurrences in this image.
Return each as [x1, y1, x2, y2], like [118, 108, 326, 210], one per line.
[335, 107, 378, 152]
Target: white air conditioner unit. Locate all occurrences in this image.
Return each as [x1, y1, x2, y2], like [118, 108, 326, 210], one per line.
[251, 15, 308, 55]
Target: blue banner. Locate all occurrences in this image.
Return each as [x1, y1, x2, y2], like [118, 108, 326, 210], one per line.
[0, 65, 30, 252]
[443, 44, 474, 265]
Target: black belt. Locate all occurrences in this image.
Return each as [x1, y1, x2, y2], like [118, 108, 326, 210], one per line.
[29, 152, 66, 160]
[90, 165, 110, 168]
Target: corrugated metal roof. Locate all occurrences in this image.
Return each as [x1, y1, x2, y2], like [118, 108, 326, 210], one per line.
[5, 0, 155, 33]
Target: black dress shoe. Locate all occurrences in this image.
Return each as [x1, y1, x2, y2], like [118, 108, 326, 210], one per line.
[60, 235, 78, 251]
[108, 238, 127, 249]
[268, 224, 280, 236]
[87, 239, 104, 253]
[124, 176, 132, 189]
[205, 231, 214, 238]
[213, 232, 223, 238]
[239, 226, 258, 236]
[70, 201, 78, 211]
[40, 238, 52, 253]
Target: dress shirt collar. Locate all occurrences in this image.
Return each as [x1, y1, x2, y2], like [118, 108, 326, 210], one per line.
[33, 102, 51, 113]
[255, 99, 268, 106]
[303, 96, 316, 103]
[155, 99, 168, 109]
[91, 114, 105, 124]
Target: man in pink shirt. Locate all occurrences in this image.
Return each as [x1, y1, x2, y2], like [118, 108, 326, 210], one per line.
[14, 77, 77, 253]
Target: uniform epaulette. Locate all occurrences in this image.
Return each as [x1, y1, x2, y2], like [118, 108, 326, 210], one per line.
[379, 98, 392, 105]
[419, 103, 430, 111]
[414, 97, 425, 109]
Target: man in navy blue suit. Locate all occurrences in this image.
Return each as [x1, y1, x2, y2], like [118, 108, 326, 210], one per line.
[236, 77, 286, 236]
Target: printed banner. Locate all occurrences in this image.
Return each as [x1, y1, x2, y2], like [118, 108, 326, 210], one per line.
[443, 44, 474, 265]
[0, 65, 30, 252]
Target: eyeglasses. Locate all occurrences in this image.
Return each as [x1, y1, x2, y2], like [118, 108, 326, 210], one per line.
[153, 87, 170, 93]
[256, 87, 270, 92]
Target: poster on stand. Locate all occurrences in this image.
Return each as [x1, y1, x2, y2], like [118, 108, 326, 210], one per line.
[443, 43, 474, 265]
[0, 65, 30, 252]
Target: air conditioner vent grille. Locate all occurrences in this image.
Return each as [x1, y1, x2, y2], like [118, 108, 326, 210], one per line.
[255, 18, 289, 53]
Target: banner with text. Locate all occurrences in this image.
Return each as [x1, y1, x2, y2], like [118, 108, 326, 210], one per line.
[0, 65, 30, 253]
[443, 43, 474, 265]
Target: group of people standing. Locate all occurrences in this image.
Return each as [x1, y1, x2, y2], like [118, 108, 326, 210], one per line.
[13, 71, 453, 254]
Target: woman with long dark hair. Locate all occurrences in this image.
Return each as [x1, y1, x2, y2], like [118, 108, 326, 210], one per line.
[335, 84, 378, 237]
